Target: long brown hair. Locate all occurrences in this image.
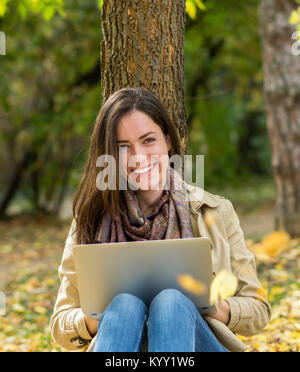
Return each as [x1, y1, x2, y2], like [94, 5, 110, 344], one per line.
[72, 87, 183, 244]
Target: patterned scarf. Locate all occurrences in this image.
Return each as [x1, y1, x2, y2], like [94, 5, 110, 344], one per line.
[95, 168, 194, 243]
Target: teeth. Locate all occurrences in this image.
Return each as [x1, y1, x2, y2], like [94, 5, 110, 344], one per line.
[133, 163, 155, 174]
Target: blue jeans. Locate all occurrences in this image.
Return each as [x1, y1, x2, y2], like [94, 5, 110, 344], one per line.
[93, 288, 228, 352]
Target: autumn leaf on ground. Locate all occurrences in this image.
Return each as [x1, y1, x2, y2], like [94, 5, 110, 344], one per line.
[0, 216, 300, 352]
[248, 230, 291, 263]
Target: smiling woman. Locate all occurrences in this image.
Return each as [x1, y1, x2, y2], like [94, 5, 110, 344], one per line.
[50, 87, 271, 353]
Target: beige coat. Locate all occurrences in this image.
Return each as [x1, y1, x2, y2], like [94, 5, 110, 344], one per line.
[49, 185, 271, 352]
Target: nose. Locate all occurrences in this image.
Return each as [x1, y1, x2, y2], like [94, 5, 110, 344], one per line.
[128, 143, 148, 168]
[130, 142, 146, 157]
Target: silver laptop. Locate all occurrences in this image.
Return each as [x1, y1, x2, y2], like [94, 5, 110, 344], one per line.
[73, 237, 216, 320]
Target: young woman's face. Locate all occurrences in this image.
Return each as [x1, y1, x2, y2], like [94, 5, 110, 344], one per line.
[116, 110, 171, 191]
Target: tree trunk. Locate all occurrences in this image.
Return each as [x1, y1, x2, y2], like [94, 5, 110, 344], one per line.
[259, 0, 300, 237]
[0, 149, 36, 217]
[101, 0, 188, 150]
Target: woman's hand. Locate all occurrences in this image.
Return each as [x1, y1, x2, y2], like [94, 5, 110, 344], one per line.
[84, 315, 99, 337]
[206, 300, 231, 325]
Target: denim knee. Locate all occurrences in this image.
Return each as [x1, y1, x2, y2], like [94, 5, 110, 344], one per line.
[149, 288, 197, 319]
[150, 288, 188, 308]
[109, 293, 147, 313]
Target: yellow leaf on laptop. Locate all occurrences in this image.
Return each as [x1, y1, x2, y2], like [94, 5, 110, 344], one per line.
[210, 270, 238, 305]
[177, 274, 207, 295]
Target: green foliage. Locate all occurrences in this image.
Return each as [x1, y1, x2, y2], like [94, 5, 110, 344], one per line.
[0, 0, 65, 21]
[0, 0, 272, 214]
[185, 0, 271, 188]
[0, 0, 206, 21]
[0, 0, 101, 213]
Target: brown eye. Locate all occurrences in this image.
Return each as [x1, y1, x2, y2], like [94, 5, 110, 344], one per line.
[144, 137, 155, 144]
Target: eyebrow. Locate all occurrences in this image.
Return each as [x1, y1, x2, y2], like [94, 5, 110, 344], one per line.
[117, 131, 156, 144]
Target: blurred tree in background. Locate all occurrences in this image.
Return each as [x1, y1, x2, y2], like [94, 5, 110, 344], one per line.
[259, 0, 300, 237]
[185, 0, 271, 188]
[0, 0, 101, 216]
[0, 0, 272, 217]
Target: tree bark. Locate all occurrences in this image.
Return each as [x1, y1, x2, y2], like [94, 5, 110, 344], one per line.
[259, 0, 300, 237]
[101, 0, 188, 150]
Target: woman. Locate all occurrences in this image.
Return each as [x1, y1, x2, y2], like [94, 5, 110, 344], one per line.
[50, 88, 271, 352]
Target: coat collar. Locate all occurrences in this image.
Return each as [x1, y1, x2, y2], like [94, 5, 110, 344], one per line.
[184, 182, 221, 213]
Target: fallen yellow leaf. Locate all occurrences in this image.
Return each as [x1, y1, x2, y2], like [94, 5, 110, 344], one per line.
[289, 332, 300, 339]
[34, 306, 47, 315]
[12, 304, 25, 313]
[278, 343, 291, 352]
[210, 270, 238, 305]
[291, 300, 300, 318]
[261, 230, 291, 257]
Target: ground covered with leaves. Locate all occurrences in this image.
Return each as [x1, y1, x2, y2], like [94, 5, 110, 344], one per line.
[0, 215, 299, 352]
[240, 233, 300, 352]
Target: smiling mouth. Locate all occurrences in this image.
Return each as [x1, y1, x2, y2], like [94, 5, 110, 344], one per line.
[131, 162, 158, 175]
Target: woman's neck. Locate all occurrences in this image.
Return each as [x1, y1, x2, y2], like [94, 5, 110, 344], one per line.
[137, 189, 164, 215]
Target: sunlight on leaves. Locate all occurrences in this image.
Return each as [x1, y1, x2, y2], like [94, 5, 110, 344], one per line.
[0, 0, 10, 17]
[290, 7, 300, 25]
[186, 0, 206, 20]
[0, 0, 65, 20]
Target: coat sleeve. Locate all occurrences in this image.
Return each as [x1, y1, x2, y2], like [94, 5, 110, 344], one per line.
[221, 199, 272, 336]
[49, 219, 93, 350]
